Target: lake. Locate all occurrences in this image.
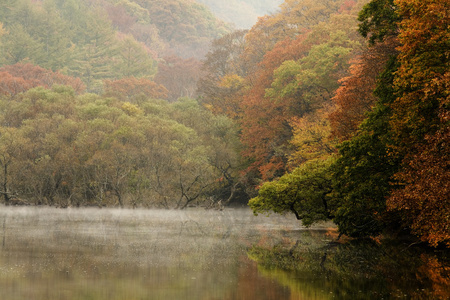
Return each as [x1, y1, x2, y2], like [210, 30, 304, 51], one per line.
[0, 207, 449, 299]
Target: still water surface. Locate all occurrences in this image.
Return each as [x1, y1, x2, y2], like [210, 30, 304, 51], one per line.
[0, 207, 449, 299]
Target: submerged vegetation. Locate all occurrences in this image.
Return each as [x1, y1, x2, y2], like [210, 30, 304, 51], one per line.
[0, 0, 449, 248]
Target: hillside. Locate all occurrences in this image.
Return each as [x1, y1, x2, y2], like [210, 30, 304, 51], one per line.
[0, 0, 230, 93]
[101, 0, 231, 58]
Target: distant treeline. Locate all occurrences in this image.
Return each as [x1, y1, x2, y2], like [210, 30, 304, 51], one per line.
[0, 0, 229, 93]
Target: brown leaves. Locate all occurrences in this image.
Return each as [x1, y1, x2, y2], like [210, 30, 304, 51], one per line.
[384, 0, 450, 246]
[388, 111, 450, 246]
[390, 0, 450, 148]
[239, 36, 311, 180]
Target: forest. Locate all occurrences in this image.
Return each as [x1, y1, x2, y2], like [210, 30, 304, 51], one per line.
[0, 0, 449, 247]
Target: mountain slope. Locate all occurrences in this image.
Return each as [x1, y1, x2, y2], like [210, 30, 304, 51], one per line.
[0, 0, 230, 92]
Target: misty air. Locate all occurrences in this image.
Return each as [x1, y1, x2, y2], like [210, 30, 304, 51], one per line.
[0, 0, 449, 299]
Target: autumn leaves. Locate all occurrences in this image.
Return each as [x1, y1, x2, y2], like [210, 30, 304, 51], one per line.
[0, 0, 448, 246]
[211, 0, 449, 246]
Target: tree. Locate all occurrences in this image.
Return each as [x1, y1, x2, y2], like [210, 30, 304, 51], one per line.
[0, 22, 5, 40]
[326, 0, 403, 238]
[0, 127, 29, 205]
[389, 0, 449, 152]
[239, 35, 311, 181]
[198, 30, 247, 118]
[329, 36, 398, 141]
[155, 55, 204, 101]
[133, 0, 229, 59]
[288, 105, 336, 167]
[240, 16, 361, 181]
[103, 77, 168, 102]
[114, 33, 156, 78]
[104, 2, 137, 33]
[331, 57, 402, 238]
[249, 158, 334, 227]
[386, 0, 450, 246]
[0, 24, 44, 66]
[26, 1, 73, 71]
[388, 115, 450, 246]
[357, 0, 399, 44]
[241, 0, 347, 75]
[69, 14, 119, 93]
[165, 98, 243, 207]
[266, 30, 357, 116]
[0, 71, 31, 97]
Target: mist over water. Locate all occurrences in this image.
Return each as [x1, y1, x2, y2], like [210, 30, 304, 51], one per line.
[0, 206, 316, 300]
[1, 206, 449, 299]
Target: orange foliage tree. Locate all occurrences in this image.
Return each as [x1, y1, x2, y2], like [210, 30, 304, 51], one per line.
[389, 112, 450, 246]
[103, 77, 168, 102]
[329, 36, 398, 141]
[239, 36, 311, 181]
[387, 0, 450, 246]
[241, 0, 344, 76]
[239, 0, 364, 182]
[390, 0, 450, 150]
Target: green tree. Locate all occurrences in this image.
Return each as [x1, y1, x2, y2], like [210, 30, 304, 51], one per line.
[28, 1, 72, 70]
[357, 0, 399, 44]
[114, 34, 156, 78]
[0, 127, 29, 205]
[0, 24, 44, 65]
[70, 22, 118, 93]
[249, 158, 334, 226]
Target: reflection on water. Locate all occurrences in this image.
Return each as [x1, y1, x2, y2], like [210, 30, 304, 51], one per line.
[249, 232, 450, 300]
[0, 207, 449, 300]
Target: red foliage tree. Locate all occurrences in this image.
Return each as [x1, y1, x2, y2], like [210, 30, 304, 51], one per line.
[104, 3, 136, 33]
[329, 37, 398, 141]
[0, 63, 86, 96]
[0, 71, 32, 97]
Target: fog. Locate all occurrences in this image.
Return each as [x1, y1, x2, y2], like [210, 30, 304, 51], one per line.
[196, 0, 284, 28]
[1, 206, 331, 299]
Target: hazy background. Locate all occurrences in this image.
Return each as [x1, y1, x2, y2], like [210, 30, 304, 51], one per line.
[197, 0, 284, 28]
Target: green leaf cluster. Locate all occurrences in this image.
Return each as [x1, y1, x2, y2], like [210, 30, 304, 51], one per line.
[358, 0, 400, 44]
[249, 158, 334, 227]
